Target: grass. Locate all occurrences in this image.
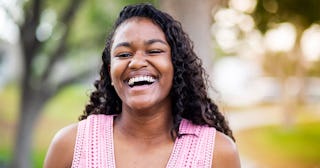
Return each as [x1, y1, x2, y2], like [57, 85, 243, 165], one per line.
[0, 84, 19, 122]
[236, 122, 320, 168]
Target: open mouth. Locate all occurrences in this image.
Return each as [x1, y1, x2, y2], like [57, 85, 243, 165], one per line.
[127, 76, 156, 87]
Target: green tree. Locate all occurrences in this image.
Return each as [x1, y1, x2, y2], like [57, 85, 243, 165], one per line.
[11, 0, 86, 167]
[1, 0, 216, 167]
[252, 0, 320, 127]
[211, 0, 320, 128]
[1, 0, 155, 167]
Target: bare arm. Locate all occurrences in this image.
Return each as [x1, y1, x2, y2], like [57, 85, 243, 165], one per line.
[43, 123, 78, 168]
[212, 131, 241, 168]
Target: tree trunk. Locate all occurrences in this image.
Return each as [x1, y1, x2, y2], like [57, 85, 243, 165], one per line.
[295, 43, 307, 104]
[280, 32, 306, 129]
[159, 0, 220, 72]
[9, 0, 85, 167]
[280, 78, 295, 130]
[11, 89, 48, 168]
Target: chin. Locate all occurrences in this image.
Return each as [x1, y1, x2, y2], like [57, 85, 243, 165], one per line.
[127, 102, 154, 111]
[122, 95, 171, 113]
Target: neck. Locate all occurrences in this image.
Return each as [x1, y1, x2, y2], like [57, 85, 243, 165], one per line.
[114, 108, 173, 143]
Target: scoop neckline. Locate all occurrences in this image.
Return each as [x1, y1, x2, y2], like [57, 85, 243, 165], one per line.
[110, 115, 181, 167]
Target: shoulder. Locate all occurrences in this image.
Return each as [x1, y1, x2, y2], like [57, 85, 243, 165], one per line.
[44, 123, 78, 168]
[212, 131, 241, 168]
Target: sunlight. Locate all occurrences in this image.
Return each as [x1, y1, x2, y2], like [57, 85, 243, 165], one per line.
[213, 57, 262, 106]
[301, 24, 320, 62]
[36, 9, 57, 42]
[36, 23, 53, 42]
[264, 22, 296, 52]
[229, 0, 257, 13]
[214, 27, 239, 52]
[237, 14, 255, 33]
[214, 8, 240, 27]
[0, 8, 19, 43]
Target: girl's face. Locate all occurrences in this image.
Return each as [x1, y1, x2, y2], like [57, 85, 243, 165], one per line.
[110, 17, 174, 112]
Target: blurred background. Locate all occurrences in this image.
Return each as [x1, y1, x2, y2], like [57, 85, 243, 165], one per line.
[0, 0, 319, 167]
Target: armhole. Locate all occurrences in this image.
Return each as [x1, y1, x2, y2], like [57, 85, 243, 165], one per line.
[208, 127, 217, 167]
[71, 120, 86, 167]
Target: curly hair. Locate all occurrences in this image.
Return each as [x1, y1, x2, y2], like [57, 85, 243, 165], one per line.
[80, 3, 235, 141]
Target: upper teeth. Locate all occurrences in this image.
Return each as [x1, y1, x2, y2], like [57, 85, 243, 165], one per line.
[128, 76, 156, 86]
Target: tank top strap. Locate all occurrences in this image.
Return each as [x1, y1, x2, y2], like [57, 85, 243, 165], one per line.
[166, 119, 216, 167]
[72, 114, 115, 168]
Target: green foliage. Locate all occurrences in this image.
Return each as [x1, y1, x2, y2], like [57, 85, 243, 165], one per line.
[253, 0, 320, 33]
[247, 0, 320, 77]
[0, 147, 11, 167]
[44, 0, 70, 14]
[0, 84, 88, 167]
[3, 1, 159, 167]
[68, 0, 115, 49]
[24, 0, 158, 60]
[68, 0, 158, 50]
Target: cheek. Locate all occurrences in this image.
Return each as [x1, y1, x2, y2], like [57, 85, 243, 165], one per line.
[167, 62, 174, 87]
[109, 61, 122, 83]
[157, 58, 174, 89]
[162, 59, 174, 79]
[166, 64, 174, 81]
[109, 61, 125, 97]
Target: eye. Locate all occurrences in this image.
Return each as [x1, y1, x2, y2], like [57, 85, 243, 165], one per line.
[116, 52, 132, 58]
[147, 49, 163, 55]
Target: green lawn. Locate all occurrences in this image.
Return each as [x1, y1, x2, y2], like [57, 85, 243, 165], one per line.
[236, 122, 320, 168]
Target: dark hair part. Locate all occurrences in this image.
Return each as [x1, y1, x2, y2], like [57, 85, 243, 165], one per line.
[80, 3, 234, 141]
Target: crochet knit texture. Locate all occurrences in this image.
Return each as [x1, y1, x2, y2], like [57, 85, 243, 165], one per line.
[72, 114, 216, 168]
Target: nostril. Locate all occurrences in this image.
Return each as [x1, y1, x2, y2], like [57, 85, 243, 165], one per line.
[128, 57, 148, 69]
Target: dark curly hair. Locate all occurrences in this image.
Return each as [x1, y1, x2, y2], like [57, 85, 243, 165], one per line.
[80, 3, 234, 141]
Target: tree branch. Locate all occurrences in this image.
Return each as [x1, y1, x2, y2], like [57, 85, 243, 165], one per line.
[40, 31, 68, 82]
[48, 69, 94, 97]
[62, 0, 85, 24]
[20, 0, 42, 62]
[20, 0, 43, 102]
[41, 0, 85, 82]
[33, 0, 41, 24]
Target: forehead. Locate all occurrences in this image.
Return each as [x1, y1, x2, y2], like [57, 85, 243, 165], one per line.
[112, 17, 166, 43]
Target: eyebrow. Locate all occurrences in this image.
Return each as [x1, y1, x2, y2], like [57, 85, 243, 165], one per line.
[145, 39, 168, 46]
[113, 39, 168, 50]
[113, 42, 131, 49]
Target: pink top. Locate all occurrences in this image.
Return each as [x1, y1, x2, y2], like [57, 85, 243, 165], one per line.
[72, 114, 216, 168]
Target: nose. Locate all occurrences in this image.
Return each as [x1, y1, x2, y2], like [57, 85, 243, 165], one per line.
[128, 51, 148, 69]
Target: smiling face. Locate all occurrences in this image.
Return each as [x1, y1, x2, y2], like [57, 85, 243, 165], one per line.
[110, 17, 174, 113]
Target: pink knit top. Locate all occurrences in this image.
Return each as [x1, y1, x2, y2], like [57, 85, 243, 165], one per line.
[72, 114, 216, 168]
